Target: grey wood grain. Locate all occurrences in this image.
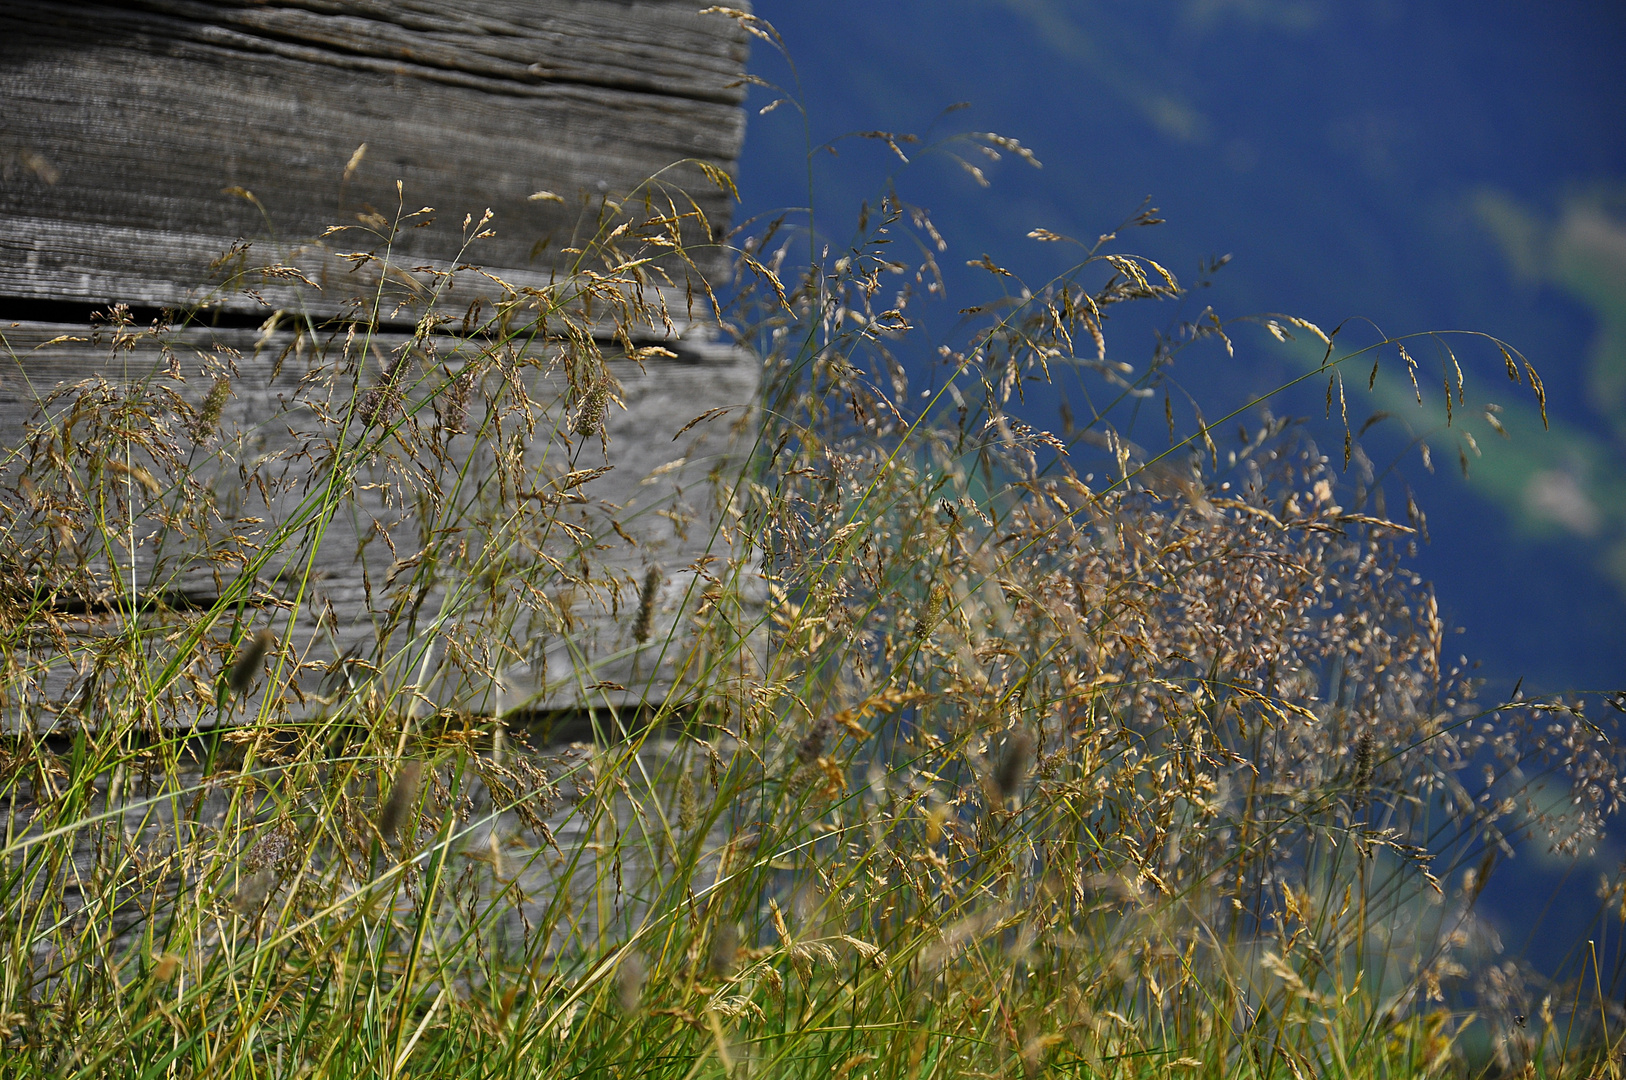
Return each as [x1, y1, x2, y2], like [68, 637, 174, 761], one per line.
[0, 1, 747, 313]
[109, 0, 752, 104]
[0, 1, 759, 723]
[0, 317, 764, 726]
[16, 734, 748, 978]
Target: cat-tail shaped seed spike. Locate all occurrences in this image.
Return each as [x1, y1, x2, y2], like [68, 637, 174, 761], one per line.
[992, 730, 1033, 805]
[226, 629, 276, 698]
[573, 383, 611, 439]
[378, 761, 423, 846]
[633, 565, 663, 644]
[190, 375, 231, 441]
[913, 584, 945, 640]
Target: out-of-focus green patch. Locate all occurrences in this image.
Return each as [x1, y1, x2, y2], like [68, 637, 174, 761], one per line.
[1472, 187, 1626, 588]
[1359, 355, 1624, 544]
[1372, 363, 1624, 592]
[1270, 188, 1626, 594]
[1475, 187, 1626, 440]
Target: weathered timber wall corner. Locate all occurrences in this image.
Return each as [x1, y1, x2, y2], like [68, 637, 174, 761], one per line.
[1, 1, 749, 308]
[0, 1, 763, 730]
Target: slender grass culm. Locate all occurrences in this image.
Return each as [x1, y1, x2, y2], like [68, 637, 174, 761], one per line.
[2, 12, 1624, 1078]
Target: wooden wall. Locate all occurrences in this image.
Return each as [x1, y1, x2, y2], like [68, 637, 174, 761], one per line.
[1, 0, 747, 309]
[0, 1, 760, 728]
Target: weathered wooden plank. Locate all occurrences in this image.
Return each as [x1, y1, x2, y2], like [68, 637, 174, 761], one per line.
[0, 317, 763, 728]
[0, 1, 759, 725]
[111, 0, 752, 104]
[0, 215, 731, 345]
[0, 1, 746, 314]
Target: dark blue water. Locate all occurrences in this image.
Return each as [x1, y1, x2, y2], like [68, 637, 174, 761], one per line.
[735, 0, 1626, 985]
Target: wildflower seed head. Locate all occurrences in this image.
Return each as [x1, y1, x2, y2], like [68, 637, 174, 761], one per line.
[226, 628, 275, 698]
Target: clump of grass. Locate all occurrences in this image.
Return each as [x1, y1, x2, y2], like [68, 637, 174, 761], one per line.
[1, 13, 1624, 1078]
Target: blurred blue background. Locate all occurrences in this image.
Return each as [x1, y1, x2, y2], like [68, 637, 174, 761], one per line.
[734, 0, 1626, 982]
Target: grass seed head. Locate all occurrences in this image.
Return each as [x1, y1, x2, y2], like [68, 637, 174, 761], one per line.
[796, 716, 833, 764]
[226, 629, 276, 698]
[233, 868, 278, 916]
[617, 952, 647, 1012]
[992, 730, 1033, 802]
[379, 760, 424, 845]
[913, 584, 944, 639]
[573, 384, 610, 438]
[358, 354, 407, 427]
[633, 566, 662, 643]
[708, 920, 740, 978]
[190, 375, 231, 440]
[440, 364, 475, 434]
[1354, 731, 1375, 791]
[677, 770, 698, 832]
[150, 953, 181, 984]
